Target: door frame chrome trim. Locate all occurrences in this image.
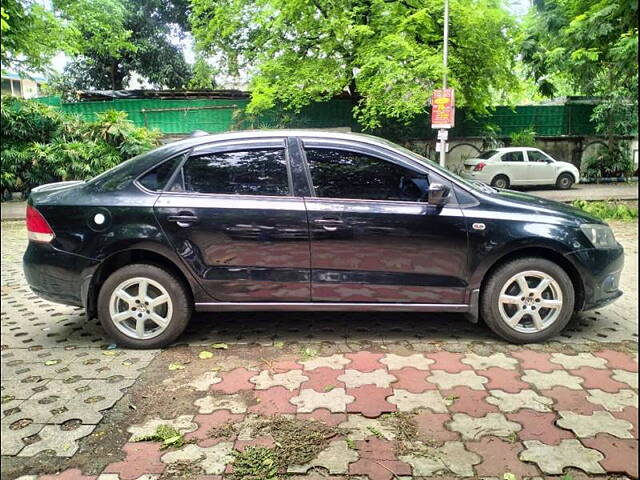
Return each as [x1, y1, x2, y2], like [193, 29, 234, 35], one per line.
[195, 302, 470, 312]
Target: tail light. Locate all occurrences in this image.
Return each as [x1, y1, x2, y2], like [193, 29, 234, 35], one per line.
[26, 205, 55, 243]
[473, 162, 486, 171]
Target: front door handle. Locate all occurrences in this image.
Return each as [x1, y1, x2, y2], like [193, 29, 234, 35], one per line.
[168, 212, 198, 227]
[314, 218, 344, 232]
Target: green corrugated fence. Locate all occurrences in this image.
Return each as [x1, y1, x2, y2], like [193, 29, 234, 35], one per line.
[35, 95, 628, 138]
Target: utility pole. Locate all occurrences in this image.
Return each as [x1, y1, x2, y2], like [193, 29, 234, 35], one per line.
[439, 0, 449, 168]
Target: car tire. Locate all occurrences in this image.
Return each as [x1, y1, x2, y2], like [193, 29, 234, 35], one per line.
[481, 257, 575, 343]
[97, 263, 192, 349]
[491, 175, 510, 189]
[556, 173, 574, 190]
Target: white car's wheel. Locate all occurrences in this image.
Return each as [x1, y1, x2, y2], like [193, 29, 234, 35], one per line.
[556, 173, 574, 190]
[491, 175, 510, 189]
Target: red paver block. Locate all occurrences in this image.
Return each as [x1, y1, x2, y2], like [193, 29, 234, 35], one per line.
[270, 359, 303, 372]
[250, 386, 297, 415]
[297, 408, 347, 426]
[570, 367, 628, 392]
[426, 352, 472, 373]
[300, 367, 346, 392]
[414, 411, 459, 442]
[543, 386, 601, 415]
[612, 407, 638, 438]
[583, 433, 638, 478]
[39, 470, 96, 480]
[345, 352, 385, 372]
[186, 410, 244, 447]
[391, 367, 433, 392]
[103, 442, 165, 480]
[478, 367, 530, 393]
[511, 351, 562, 372]
[443, 386, 499, 417]
[210, 367, 255, 394]
[350, 438, 412, 480]
[595, 350, 638, 372]
[347, 385, 396, 417]
[507, 410, 574, 445]
[467, 437, 539, 477]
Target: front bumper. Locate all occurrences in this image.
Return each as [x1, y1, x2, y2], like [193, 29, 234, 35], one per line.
[565, 244, 624, 311]
[23, 242, 99, 308]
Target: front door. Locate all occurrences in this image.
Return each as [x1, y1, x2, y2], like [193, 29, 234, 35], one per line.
[499, 150, 528, 184]
[526, 150, 556, 184]
[154, 140, 311, 302]
[301, 142, 469, 304]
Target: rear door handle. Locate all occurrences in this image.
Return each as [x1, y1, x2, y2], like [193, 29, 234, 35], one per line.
[168, 212, 198, 227]
[314, 218, 344, 232]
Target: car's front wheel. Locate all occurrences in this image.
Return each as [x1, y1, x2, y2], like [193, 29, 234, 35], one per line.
[97, 263, 192, 349]
[481, 257, 574, 343]
[556, 172, 574, 190]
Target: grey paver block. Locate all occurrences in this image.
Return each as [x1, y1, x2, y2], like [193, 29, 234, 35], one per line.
[586, 389, 638, 412]
[128, 414, 197, 440]
[400, 441, 482, 477]
[250, 369, 308, 390]
[486, 390, 554, 413]
[557, 410, 634, 438]
[18, 424, 95, 457]
[160, 442, 234, 474]
[380, 353, 434, 370]
[519, 439, 605, 474]
[337, 369, 396, 388]
[461, 353, 519, 370]
[290, 388, 355, 413]
[288, 440, 358, 474]
[388, 389, 448, 412]
[448, 413, 522, 440]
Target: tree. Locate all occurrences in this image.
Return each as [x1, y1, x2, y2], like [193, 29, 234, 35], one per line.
[1, 0, 72, 73]
[522, 0, 638, 144]
[190, 0, 519, 129]
[50, 0, 193, 92]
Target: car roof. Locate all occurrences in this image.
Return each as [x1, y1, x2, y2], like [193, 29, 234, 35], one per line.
[493, 147, 541, 152]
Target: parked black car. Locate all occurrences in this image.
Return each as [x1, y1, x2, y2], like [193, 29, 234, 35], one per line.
[23, 131, 624, 348]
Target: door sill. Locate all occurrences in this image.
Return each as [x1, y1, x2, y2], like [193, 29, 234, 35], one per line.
[195, 302, 470, 312]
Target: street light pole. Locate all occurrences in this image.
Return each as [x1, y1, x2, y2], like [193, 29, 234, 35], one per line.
[439, 0, 449, 168]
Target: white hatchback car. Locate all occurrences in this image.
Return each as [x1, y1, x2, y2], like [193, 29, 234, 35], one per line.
[461, 147, 580, 190]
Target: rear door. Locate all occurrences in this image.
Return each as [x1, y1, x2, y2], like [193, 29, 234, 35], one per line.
[300, 139, 469, 304]
[499, 150, 528, 184]
[154, 139, 311, 302]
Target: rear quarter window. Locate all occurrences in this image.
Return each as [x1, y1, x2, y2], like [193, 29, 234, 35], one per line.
[137, 155, 184, 192]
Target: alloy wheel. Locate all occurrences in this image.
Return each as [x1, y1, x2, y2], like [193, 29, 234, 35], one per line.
[108, 277, 173, 340]
[497, 270, 563, 333]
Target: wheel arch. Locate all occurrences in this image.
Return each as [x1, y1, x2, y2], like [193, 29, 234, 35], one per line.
[478, 246, 585, 312]
[557, 169, 578, 183]
[84, 246, 199, 319]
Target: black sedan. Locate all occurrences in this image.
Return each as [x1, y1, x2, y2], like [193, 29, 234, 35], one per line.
[23, 131, 624, 348]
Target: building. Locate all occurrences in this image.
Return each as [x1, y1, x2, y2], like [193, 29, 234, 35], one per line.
[1, 72, 46, 98]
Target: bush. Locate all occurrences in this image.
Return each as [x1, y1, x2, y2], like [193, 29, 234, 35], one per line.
[572, 200, 638, 222]
[509, 128, 536, 147]
[0, 96, 160, 196]
[580, 144, 634, 180]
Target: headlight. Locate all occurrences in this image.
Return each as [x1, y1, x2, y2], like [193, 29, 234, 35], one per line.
[580, 224, 618, 248]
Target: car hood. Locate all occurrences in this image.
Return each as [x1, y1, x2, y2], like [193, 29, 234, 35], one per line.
[488, 189, 603, 225]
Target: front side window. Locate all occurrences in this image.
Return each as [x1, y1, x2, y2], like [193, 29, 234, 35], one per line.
[305, 148, 429, 201]
[181, 149, 289, 196]
[527, 151, 551, 163]
[501, 151, 524, 162]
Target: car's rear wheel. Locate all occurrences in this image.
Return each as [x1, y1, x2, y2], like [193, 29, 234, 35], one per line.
[491, 175, 510, 189]
[97, 264, 192, 349]
[481, 257, 574, 343]
[556, 173, 574, 190]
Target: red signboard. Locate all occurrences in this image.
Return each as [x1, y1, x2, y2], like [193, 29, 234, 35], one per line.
[431, 88, 455, 129]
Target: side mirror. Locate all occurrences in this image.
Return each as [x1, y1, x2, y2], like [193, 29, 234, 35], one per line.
[427, 183, 450, 206]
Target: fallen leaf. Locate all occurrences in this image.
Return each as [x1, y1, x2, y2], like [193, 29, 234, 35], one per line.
[44, 360, 60, 366]
[198, 351, 214, 359]
[210, 343, 228, 350]
[168, 363, 185, 371]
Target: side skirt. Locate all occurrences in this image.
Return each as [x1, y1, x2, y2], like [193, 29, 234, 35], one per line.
[195, 302, 471, 313]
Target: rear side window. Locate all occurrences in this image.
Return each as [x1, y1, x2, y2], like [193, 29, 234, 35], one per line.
[477, 150, 497, 159]
[501, 151, 524, 162]
[180, 149, 289, 196]
[138, 155, 183, 192]
[305, 148, 429, 201]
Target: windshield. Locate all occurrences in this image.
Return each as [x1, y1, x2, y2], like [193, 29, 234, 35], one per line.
[477, 150, 497, 159]
[387, 142, 497, 194]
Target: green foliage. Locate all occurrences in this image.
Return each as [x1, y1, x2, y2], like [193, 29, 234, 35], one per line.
[190, 0, 520, 129]
[0, 97, 160, 194]
[509, 128, 536, 147]
[133, 424, 187, 449]
[572, 200, 638, 221]
[230, 446, 279, 480]
[580, 144, 634, 179]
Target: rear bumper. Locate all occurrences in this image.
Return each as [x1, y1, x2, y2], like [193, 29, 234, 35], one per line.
[23, 242, 99, 308]
[565, 244, 624, 311]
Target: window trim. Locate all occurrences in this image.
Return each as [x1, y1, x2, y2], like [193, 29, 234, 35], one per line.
[299, 140, 457, 206]
[166, 141, 295, 198]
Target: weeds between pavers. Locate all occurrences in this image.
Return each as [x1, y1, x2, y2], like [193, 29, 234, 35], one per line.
[208, 420, 239, 439]
[225, 416, 342, 479]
